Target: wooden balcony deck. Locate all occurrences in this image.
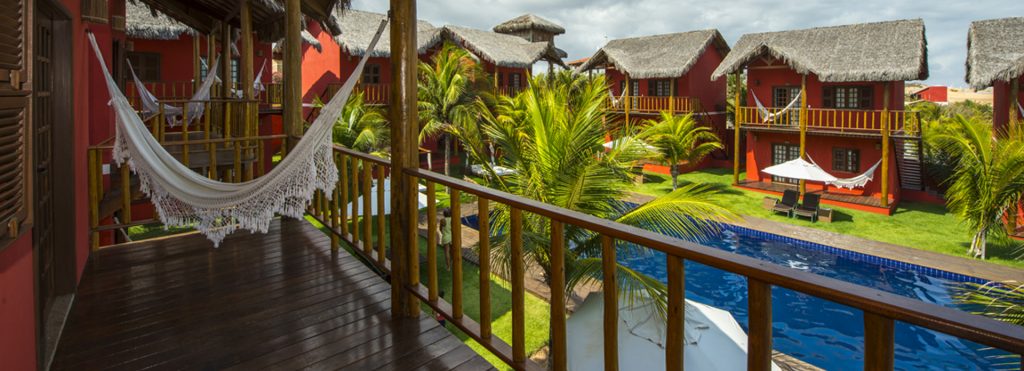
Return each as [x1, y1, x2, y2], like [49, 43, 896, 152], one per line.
[51, 218, 493, 370]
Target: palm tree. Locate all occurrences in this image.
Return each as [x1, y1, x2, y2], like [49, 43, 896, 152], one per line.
[451, 71, 737, 315]
[956, 281, 1024, 326]
[930, 115, 1024, 258]
[641, 112, 723, 190]
[327, 91, 389, 156]
[417, 42, 485, 176]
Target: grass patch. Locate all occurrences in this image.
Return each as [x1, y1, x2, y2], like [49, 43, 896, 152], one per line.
[126, 223, 194, 240]
[305, 215, 550, 370]
[635, 168, 1024, 269]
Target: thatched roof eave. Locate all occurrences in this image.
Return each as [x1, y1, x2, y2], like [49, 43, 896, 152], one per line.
[579, 30, 728, 80]
[965, 17, 1024, 89]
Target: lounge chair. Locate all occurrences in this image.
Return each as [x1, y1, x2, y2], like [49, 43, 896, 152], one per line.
[795, 193, 821, 222]
[771, 189, 799, 217]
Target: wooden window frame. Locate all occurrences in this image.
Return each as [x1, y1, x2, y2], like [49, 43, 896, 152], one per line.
[362, 63, 381, 85]
[649, 79, 672, 97]
[509, 72, 521, 90]
[0, 0, 32, 251]
[127, 52, 161, 82]
[832, 147, 860, 173]
[770, 143, 800, 184]
[823, 85, 873, 110]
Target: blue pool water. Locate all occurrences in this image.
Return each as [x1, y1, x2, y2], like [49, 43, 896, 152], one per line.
[461, 214, 1016, 370]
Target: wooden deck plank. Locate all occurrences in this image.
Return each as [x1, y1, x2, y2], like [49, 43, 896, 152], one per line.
[51, 218, 488, 370]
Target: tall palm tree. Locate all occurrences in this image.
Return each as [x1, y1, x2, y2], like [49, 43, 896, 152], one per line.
[931, 115, 1024, 258]
[452, 71, 737, 315]
[327, 91, 389, 156]
[641, 112, 723, 190]
[417, 42, 484, 176]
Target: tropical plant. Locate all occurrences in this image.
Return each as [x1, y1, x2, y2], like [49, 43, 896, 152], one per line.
[323, 91, 390, 156]
[641, 112, 723, 190]
[930, 115, 1024, 259]
[451, 71, 738, 316]
[725, 73, 747, 125]
[956, 281, 1024, 326]
[417, 42, 486, 176]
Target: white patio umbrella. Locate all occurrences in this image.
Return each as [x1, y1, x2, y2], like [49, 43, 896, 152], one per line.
[346, 179, 429, 216]
[603, 139, 656, 151]
[761, 157, 837, 183]
[567, 293, 781, 371]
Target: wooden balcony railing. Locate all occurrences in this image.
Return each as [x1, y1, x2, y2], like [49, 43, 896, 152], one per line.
[302, 147, 1024, 371]
[87, 99, 275, 250]
[496, 86, 524, 97]
[124, 81, 284, 111]
[324, 83, 390, 105]
[608, 95, 700, 114]
[737, 106, 921, 136]
[262, 82, 283, 108]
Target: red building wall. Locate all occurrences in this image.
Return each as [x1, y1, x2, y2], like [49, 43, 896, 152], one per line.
[302, 21, 343, 105]
[993, 76, 1024, 133]
[915, 86, 947, 103]
[129, 34, 274, 99]
[743, 61, 906, 208]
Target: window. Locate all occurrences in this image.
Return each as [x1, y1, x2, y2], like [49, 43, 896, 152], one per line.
[231, 59, 239, 85]
[823, 86, 873, 109]
[509, 73, 522, 90]
[362, 63, 381, 84]
[649, 79, 672, 97]
[772, 86, 801, 126]
[832, 148, 860, 173]
[771, 144, 801, 184]
[127, 52, 161, 81]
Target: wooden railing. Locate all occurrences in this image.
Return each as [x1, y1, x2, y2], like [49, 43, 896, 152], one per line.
[87, 99, 275, 250]
[607, 95, 700, 114]
[262, 82, 283, 108]
[124, 81, 283, 110]
[737, 106, 920, 136]
[496, 86, 524, 97]
[324, 83, 390, 105]
[304, 147, 1024, 371]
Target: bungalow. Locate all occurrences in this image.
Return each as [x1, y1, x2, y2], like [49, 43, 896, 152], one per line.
[966, 17, 1024, 135]
[909, 85, 948, 104]
[711, 19, 929, 214]
[578, 30, 733, 169]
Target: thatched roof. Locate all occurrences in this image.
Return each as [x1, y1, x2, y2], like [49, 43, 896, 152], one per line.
[966, 17, 1024, 89]
[492, 14, 565, 35]
[578, 30, 729, 79]
[126, 1, 194, 40]
[442, 25, 564, 68]
[332, 9, 440, 57]
[133, 0, 348, 42]
[711, 19, 928, 82]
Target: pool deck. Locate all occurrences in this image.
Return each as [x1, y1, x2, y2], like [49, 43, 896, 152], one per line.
[627, 193, 1023, 283]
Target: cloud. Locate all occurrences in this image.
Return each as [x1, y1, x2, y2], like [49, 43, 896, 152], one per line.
[351, 0, 1024, 87]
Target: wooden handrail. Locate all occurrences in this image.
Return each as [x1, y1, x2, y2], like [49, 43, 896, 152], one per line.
[405, 167, 1024, 354]
[607, 95, 699, 114]
[737, 106, 916, 135]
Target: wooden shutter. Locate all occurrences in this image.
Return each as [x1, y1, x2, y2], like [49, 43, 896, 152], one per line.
[822, 87, 835, 108]
[0, 0, 29, 246]
[859, 87, 874, 109]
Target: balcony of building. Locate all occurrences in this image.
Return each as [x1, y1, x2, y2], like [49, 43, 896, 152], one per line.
[608, 95, 701, 116]
[124, 80, 285, 113]
[735, 106, 921, 138]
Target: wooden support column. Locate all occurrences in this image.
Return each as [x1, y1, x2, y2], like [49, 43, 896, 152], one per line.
[1011, 78, 1020, 136]
[193, 35, 201, 93]
[390, 0, 421, 318]
[283, 0, 303, 152]
[798, 74, 808, 196]
[221, 23, 232, 98]
[240, 0, 254, 100]
[669, 77, 676, 114]
[624, 73, 631, 126]
[880, 82, 891, 208]
[733, 74, 742, 185]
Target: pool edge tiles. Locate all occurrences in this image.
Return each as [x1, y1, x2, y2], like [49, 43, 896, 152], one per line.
[723, 223, 991, 285]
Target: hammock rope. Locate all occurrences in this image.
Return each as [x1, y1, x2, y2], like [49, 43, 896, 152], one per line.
[807, 155, 882, 189]
[87, 19, 389, 246]
[608, 87, 627, 108]
[751, 92, 801, 124]
[128, 55, 219, 126]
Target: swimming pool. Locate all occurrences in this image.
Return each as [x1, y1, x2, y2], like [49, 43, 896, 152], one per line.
[461, 214, 1014, 370]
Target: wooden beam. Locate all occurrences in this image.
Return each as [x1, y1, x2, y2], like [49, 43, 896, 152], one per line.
[864, 312, 895, 370]
[601, 235, 618, 371]
[733, 74, 742, 185]
[240, 0, 254, 100]
[880, 82, 891, 208]
[624, 74, 631, 126]
[665, 256, 685, 370]
[551, 220, 567, 371]
[220, 23, 232, 98]
[389, 0, 421, 318]
[193, 35, 201, 93]
[798, 74, 808, 196]
[1011, 78, 1020, 137]
[283, 0, 302, 152]
[669, 77, 676, 114]
[748, 279, 773, 371]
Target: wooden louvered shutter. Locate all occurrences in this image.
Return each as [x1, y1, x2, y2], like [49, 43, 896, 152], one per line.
[0, 0, 30, 248]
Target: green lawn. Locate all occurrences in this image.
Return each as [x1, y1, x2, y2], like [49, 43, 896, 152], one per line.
[305, 216, 551, 370]
[635, 168, 1024, 269]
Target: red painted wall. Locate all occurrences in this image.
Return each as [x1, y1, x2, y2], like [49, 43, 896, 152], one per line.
[746, 60, 905, 112]
[914, 86, 947, 103]
[302, 21, 342, 106]
[993, 76, 1024, 133]
[0, 236, 37, 371]
[129, 35, 274, 99]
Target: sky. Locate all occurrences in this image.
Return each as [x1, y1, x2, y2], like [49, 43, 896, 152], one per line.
[351, 0, 1024, 88]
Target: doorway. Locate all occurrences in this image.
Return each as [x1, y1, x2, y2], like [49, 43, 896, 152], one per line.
[34, 0, 75, 368]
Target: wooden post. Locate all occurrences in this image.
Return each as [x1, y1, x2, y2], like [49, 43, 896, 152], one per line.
[221, 23, 232, 98]
[193, 35, 201, 93]
[624, 74, 631, 126]
[283, 0, 302, 153]
[669, 77, 676, 114]
[798, 74, 808, 196]
[88, 150, 100, 251]
[207, 32, 216, 97]
[880, 82, 891, 208]
[1010, 79, 1020, 136]
[601, 236, 618, 371]
[665, 255, 685, 371]
[510, 208, 526, 366]
[551, 220, 567, 371]
[864, 312, 895, 370]
[733, 74, 742, 185]
[748, 279, 773, 371]
[451, 189, 463, 318]
[240, 0, 254, 100]
[478, 197, 491, 339]
[389, 0, 421, 317]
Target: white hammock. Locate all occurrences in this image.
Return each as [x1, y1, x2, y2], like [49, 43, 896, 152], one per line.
[86, 19, 388, 246]
[807, 156, 882, 189]
[751, 92, 801, 124]
[200, 58, 224, 85]
[253, 58, 267, 95]
[1018, 100, 1023, 118]
[608, 87, 627, 108]
[128, 56, 218, 126]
